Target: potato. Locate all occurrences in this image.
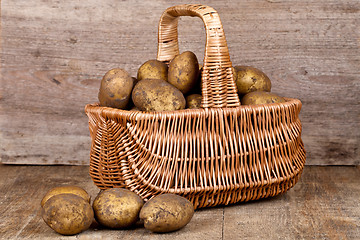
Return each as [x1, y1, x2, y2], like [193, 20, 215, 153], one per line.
[137, 60, 168, 82]
[130, 106, 140, 111]
[186, 94, 202, 109]
[92, 188, 144, 229]
[168, 51, 199, 94]
[42, 193, 94, 235]
[139, 193, 194, 233]
[234, 66, 271, 95]
[132, 79, 186, 112]
[98, 68, 134, 109]
[41, 185, 90, 208]
[241, 91, 285, 105]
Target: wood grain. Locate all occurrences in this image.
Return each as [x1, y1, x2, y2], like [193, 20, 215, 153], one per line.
[0, 0, 359, 165]
[0, 165, 358, 239]
[223, 166, 360, 239]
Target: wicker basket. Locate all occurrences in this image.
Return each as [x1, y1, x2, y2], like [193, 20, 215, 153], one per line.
[85, 4, 306, 209]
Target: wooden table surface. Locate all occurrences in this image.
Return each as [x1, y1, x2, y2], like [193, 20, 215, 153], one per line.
[0, 165, 359, 239]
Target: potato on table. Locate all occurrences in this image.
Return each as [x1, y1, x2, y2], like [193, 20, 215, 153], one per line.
[140, 193, 194, 233]
[42, 193, 94, 235]
[92, 188, 144, 229]
[41, 185, 90, 207]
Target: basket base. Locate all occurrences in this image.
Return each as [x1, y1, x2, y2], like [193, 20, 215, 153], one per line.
[186, 169, 303, 209]
[90, 162, 304, 209]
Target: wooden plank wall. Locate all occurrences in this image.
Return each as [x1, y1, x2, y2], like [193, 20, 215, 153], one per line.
[1, 0, 359, 165]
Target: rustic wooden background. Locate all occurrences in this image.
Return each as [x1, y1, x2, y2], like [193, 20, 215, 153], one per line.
[1, 0, 359, 165]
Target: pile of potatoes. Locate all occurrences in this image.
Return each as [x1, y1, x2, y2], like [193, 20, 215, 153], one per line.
[41, 186, 194, 235]
[233, 66, 285, 105]
[98, 51, 285, 112]
[98, 51, 201, 112]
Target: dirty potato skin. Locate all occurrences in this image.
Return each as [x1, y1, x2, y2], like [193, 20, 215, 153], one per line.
[132, 79, 186, 112]
[41, 185, 91, 208]
[42, 193, 94, 235]
[241, 91, 285, 105]
[186, 94, 202, 109]
[234, 66, 271, 95]
[98, 68, 134, 109]
[137, 59, 168, 82]
[139, 193, 195, 233]
[168, 51, 199, 94]
[130, 106, 140, 111]
[92, 188, 144, 229]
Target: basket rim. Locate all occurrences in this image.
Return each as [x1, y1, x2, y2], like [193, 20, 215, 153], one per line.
[85, 97, 302, 118]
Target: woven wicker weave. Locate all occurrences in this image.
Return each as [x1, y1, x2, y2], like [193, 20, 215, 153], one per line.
[85, 4, 306, 209]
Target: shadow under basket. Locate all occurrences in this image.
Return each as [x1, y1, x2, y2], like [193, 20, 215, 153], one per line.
[84, 4, 305, 209]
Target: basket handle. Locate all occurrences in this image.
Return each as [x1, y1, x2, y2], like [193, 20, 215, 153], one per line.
[157, 4, 241, 108]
